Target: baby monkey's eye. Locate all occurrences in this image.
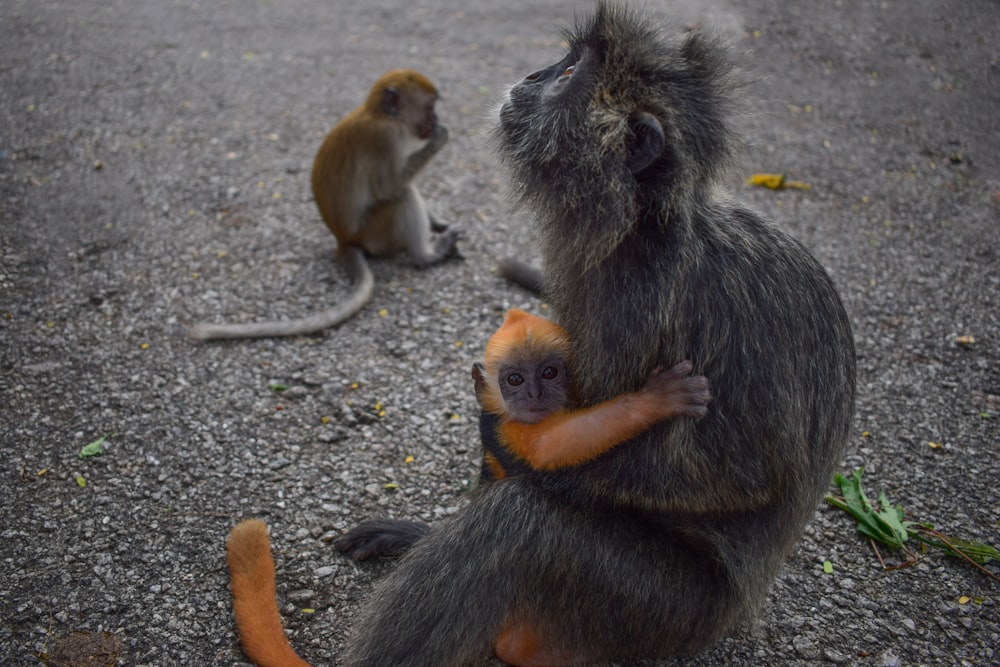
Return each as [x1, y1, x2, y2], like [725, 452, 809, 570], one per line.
[506, 373, 525, 387]
[561, 65, 576, 77]
[541, 366, 559, 380]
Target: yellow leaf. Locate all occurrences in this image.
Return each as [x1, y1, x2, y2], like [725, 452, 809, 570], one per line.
[301, 608, 315, 614]
[928, 442, 942, 449]
[958, 596, 971, 605]
[140, 342, 150, 350]
[383, 482, 399, 491]
[404, 455, 415, 464]
[75, 474, 87, 488]
[37, 469, 49, 477]
[320, 416, 330, 424]
[746, 173, 786, 189]
[378, 308, 388, 317]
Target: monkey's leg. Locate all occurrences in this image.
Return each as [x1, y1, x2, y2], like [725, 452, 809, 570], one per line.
[428, 213, 449, 233]
[497, 257, 544, 294]
[344, 478, 738, 666]
[494, 623, 590, 667]
[378, 185, 461, 267]
[334, 518, 430, 561]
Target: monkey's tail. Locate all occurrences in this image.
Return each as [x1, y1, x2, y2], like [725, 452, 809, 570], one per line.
[188, 245, 375, 340]
[497, 257, 544, 294]
[226, 519, 313, 667]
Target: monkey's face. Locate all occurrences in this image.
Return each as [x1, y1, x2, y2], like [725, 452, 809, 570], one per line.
[492, 3, 738, 269]
[497, 354, 571, 424]
[496, 48, 592, 168]
[404, 93, 438, 141]
[383, 85, 439, 140]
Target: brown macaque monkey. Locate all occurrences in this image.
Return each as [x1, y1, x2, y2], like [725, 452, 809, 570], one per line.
[190, 69, 460, 340]
[226, 4, 856, 666]
[473, 308, 710, 481]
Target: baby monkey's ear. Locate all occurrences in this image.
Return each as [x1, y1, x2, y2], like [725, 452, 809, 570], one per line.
[472, 362, 489, 405]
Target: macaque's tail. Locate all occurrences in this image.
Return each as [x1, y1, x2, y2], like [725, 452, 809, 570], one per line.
[226, 519, 312, 667]
[189, 245, 374, 340]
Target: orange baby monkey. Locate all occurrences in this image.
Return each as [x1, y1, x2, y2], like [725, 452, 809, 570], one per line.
[333, 308, 712, 561]
[473, 309, 711, 480]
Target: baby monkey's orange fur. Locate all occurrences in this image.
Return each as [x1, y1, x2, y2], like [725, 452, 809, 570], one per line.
[475, 309, 711, 480]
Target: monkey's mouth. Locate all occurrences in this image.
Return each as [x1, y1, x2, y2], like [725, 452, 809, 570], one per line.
[518, 408, 550, 425]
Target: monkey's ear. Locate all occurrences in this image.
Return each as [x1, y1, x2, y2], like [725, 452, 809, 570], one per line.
[625, 111, 664, 173]
[472, 363, 488, 403]
[381, 87, 400, 116]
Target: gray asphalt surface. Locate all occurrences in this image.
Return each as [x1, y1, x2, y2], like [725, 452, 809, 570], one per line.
[1, 0, 998, 665]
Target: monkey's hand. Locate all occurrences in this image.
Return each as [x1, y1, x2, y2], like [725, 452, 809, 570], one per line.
[402, 124, 449, 182]
[642, 361, 712, 419]
[333, 518, 431, 561]
[435, 226, 464, 261]
[428, 122, 448, 147]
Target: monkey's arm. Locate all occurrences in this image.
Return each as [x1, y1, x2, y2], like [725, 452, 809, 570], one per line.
[333, 518, 431, 561]
[400, 123, 448, 184]
[502, 361, 709, 471]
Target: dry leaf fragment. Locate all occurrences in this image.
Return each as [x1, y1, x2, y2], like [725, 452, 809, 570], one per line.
[746, 172, 812, 190]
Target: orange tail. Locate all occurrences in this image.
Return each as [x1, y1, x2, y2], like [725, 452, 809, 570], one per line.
[226, 519, 312, 667]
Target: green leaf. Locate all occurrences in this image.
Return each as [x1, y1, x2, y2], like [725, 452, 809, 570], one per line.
[823, 560, 833, 574]
[79, 434, 112, 459]
[828, 469, 1000, 581]
[826, 468, 907, 550]
[269, 383, 288, 392]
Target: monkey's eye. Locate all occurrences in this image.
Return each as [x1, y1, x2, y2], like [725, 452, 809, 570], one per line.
[506, 373, 524, 387]
[541, 366, 559, 380]
[561, 65, 576, 77]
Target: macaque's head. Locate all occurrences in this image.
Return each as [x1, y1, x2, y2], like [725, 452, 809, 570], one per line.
[369, 69, 439, 140]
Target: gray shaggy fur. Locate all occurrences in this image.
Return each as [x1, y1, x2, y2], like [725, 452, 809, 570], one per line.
[343, 4, 856, 665]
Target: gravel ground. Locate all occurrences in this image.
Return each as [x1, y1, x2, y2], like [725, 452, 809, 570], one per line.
[1, 1, 997, 665]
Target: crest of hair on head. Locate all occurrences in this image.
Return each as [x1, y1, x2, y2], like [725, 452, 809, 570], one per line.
[479, 309, 573, 416]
